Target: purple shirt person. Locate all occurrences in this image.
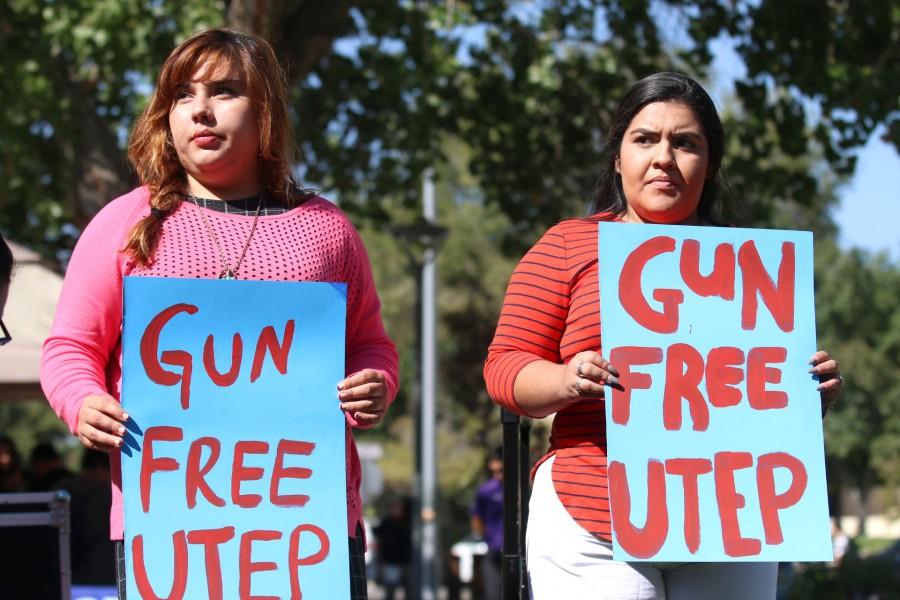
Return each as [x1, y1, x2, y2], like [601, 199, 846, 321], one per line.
[471, 451, 504, 599]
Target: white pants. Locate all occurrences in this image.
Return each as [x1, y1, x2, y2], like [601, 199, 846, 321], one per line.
[526, 456, 777, 600]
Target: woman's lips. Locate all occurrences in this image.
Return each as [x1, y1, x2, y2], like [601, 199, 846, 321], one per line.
[647, 178, 677, 190]
[192, 132, 221, 147]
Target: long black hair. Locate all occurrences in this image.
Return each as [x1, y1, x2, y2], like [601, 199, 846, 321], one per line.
[0, 234, 12, 284]
[589, 72, 725, 221]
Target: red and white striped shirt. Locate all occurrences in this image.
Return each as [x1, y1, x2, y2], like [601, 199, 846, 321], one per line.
[485, 213, 619, 540]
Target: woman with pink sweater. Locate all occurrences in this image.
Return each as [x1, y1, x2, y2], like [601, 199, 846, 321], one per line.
[40, 29, 398, 599]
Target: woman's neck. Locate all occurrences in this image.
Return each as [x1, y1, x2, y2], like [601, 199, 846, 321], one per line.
[186, 175, 261, 202]
[620, 208, 701, 226]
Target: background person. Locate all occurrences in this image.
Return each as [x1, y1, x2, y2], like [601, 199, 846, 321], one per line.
[484, 72, 843, 600]
[26, 441, 75, 492]
[471, 448, 504, 600]
[0, 237, 25, 496]
[0, 232, 11, 347]
[69, 449, 116, 585]
[0, 435, 25, 493]
[373, 495, 413, 600]
[40, 29, 398, 600]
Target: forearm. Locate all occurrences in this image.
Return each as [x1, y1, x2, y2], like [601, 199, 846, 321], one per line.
[471, 516, 485, 536]
[512, 359, 573, 418]
[41, 339, 113, 433]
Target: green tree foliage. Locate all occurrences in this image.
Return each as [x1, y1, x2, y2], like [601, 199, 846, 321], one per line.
[4, 1, 896, 255]
[0, 0, 224, 256]
[815, 240, 900, 529]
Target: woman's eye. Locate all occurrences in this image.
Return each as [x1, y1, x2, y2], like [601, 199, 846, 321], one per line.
[174, 90, 191, 102]
[635, 136, 653, 146]
[675, 136, 702, 150]
[214, 86, 235, 96]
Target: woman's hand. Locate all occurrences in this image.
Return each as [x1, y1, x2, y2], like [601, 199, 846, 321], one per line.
[809, 350, 843, 416]
[561, 351, 621, 401]
[76, 394, 129, 451]
[338, 369, 389, 426]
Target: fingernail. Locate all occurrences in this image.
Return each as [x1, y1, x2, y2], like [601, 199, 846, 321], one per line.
[808, 367, 818, 374]
[114, 439, 121, 448]
[337, 382, 344, 390]
[118, 427, 125, 435]
[606, 375, 619, 387]
[121, 413, 129, 420]
[609, 365, 621, 378]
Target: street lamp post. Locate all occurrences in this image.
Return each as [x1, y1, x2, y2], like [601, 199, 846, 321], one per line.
[420, 169, 439, 600]
[391, 169, 446, 600]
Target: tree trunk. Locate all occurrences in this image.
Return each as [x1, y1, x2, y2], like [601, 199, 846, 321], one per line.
[226, 0, 356, 85]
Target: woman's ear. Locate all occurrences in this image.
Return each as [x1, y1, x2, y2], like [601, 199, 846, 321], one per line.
[615, 157, 621, 174]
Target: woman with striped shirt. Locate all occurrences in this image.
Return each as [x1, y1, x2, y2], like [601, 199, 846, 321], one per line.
[484, 72, 843, 599]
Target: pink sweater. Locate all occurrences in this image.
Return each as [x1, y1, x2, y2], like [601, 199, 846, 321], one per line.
[40, 187, 398, 540]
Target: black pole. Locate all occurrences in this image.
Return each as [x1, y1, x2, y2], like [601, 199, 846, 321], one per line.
[501, 408, 530, 600]
[518, 417, 531, 563]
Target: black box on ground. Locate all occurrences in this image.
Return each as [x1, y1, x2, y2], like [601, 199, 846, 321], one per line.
[0, 491, 72, 600]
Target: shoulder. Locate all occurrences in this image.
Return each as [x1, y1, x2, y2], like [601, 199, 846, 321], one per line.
[545, 212, 617, 238]
[88, 186, 152, 229]
[298, 195, 350, 220]
[475, 480, 492, 497]
[293, 196, 359, 236]
[532, 212, 618, 252]
[76, 187, 150, 251]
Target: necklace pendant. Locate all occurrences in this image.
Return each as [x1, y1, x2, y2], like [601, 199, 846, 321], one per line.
[218, 268, 237, 280]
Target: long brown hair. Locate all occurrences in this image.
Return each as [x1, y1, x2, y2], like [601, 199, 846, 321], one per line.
[123, 29, 298, 265]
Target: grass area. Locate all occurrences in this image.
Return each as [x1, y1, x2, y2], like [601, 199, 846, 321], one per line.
[853, 536, 896, 556]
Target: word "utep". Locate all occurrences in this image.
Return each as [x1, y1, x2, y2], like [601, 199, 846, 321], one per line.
[131, 523, 329, 600]
[609, 451, 807, 558]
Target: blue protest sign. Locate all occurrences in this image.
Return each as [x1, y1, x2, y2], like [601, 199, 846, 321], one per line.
[121, 277, 349, 598]
[598, 223, 831, 562]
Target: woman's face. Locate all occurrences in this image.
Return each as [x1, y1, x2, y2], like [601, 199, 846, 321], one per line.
[616, 101, 710, 224]
[168, 58, 261, 198]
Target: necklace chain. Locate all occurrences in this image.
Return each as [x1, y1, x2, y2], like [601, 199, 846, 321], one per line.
[187, 193, 263, 280]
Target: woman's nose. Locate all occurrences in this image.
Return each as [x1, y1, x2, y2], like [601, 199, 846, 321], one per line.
[652, 142, 675, 169]
[191, 94, 213, 121]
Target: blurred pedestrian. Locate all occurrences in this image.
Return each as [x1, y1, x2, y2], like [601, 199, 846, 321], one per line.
[70, 449, 116, 585]
[830, 520, 856, 566]
[27, 441, 75, 492]
[0, 435, 25, 493]
[0, 232, 12, 346]
[373, 496, 413, 600]
[471, 449, 503, 600]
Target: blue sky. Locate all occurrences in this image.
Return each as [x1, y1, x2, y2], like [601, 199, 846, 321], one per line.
[832, 133, 900, 261]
